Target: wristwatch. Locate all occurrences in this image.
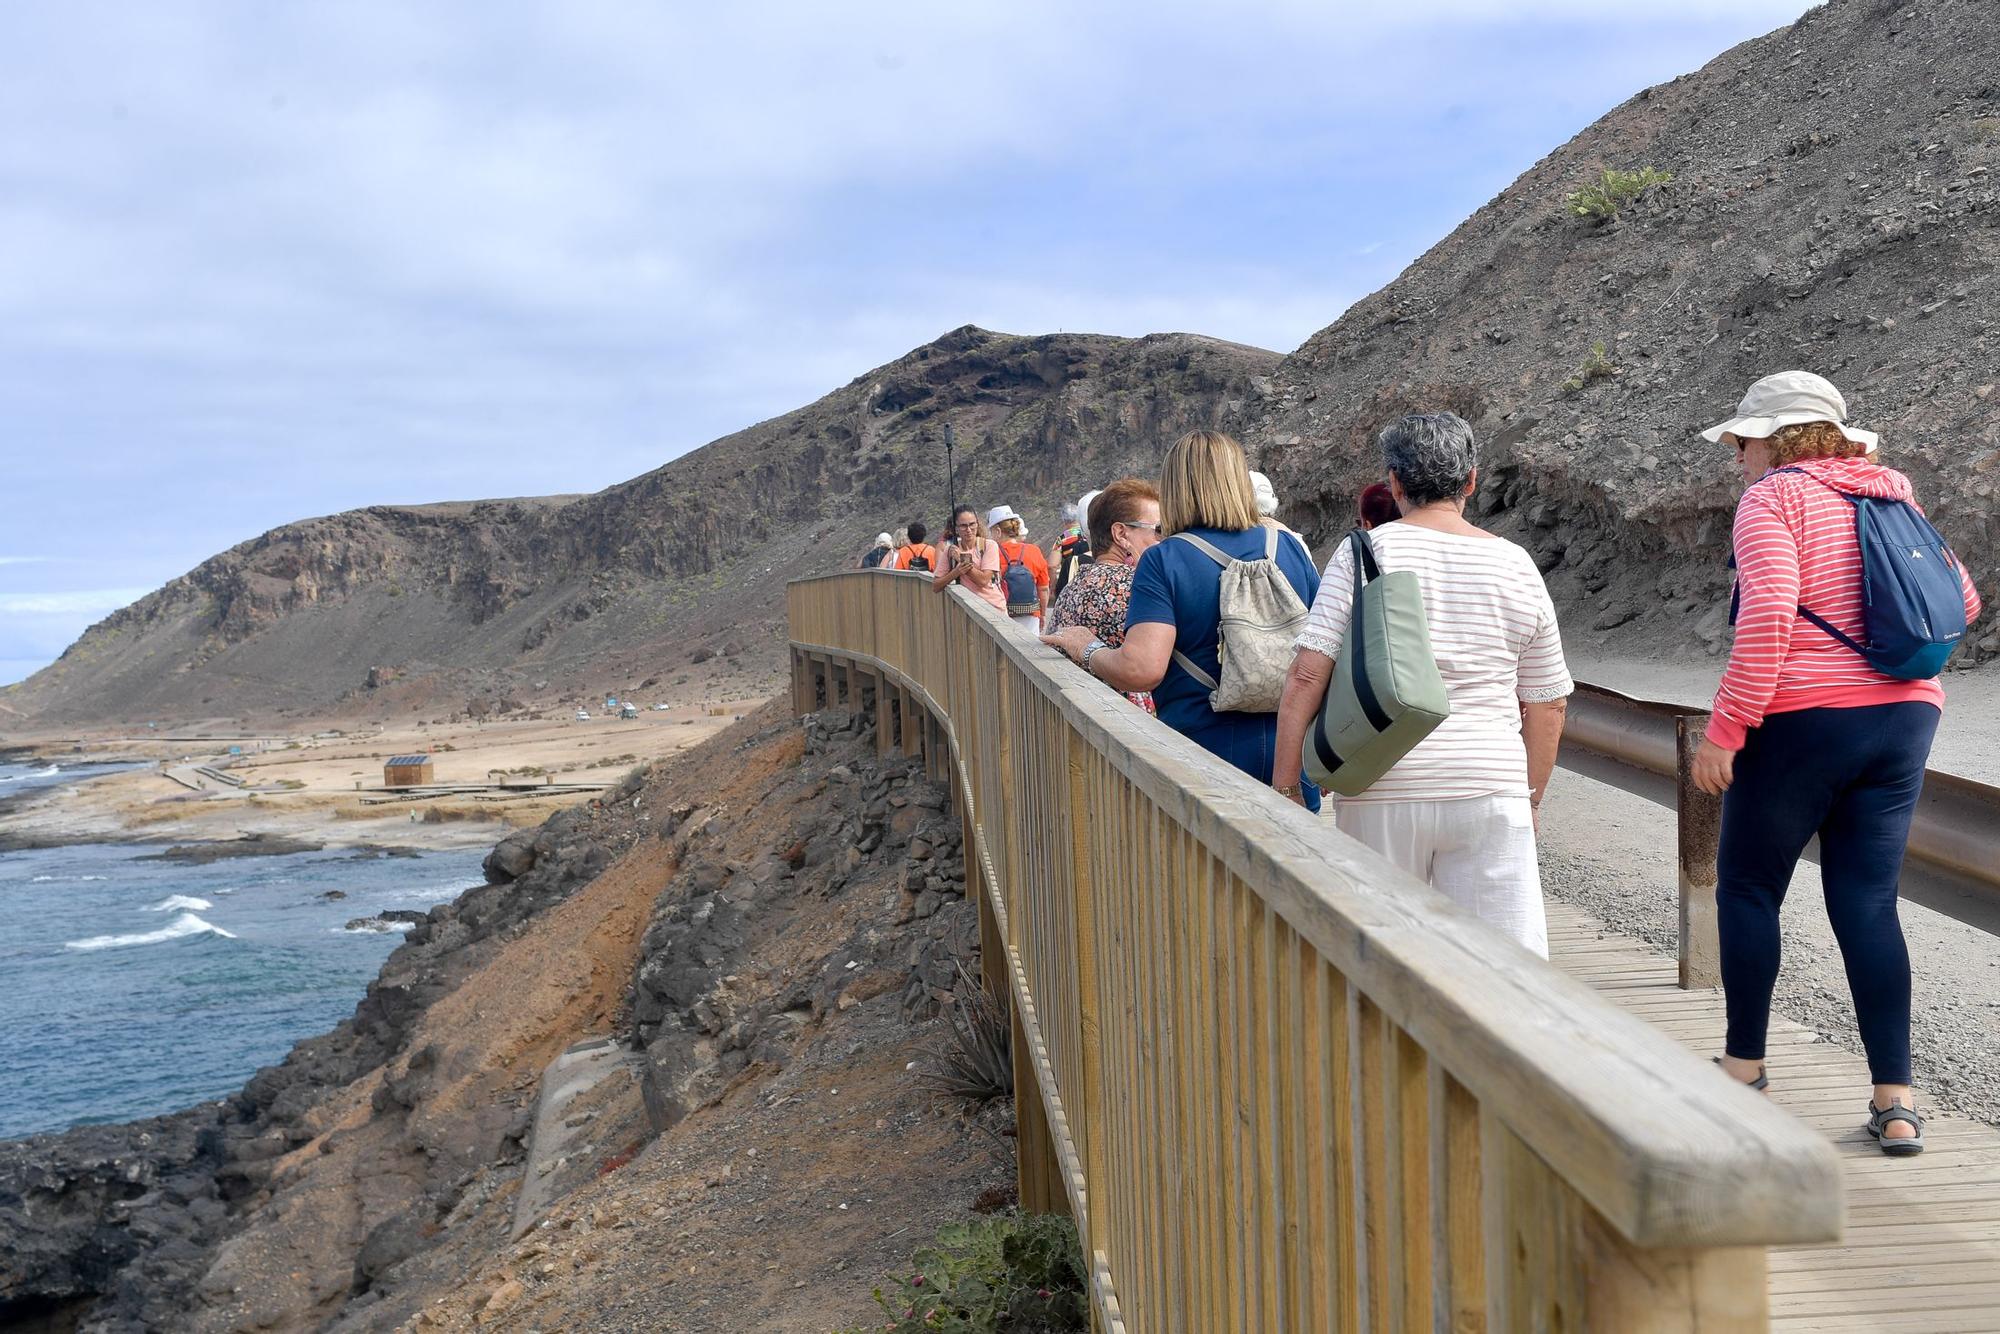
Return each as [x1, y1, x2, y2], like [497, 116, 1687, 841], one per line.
[1080, 639, 1109, 674]
[1275, 783, 1301, 799]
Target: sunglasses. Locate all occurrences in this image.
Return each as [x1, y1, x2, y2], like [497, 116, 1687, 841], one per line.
[1119, 521, 1162, 533]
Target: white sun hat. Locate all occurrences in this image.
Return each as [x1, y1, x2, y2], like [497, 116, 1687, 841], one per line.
[1247, 470, 1280, 517]
[1700, 370, 1879, 454]
[1073, 489, 1101, 526]
[985, 504, 1024, 534]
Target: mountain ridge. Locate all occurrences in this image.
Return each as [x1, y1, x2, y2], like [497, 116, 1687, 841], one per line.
[5, 327, 1279, 723]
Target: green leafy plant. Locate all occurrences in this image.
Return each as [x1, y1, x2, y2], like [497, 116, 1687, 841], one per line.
[1566, 167, 1672, 222]
[1561, 341, 1617, 394]
[839, 1212, 1088, 1334]
[921, 965, 1014, 1103]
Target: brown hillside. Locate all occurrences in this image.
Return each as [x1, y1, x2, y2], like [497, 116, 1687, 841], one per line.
[5, 327, 1276, 724]
[1246, 0, 1999, 662]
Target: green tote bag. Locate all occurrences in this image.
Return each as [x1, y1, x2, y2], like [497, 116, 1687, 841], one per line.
[1303, 530, 1451, 797]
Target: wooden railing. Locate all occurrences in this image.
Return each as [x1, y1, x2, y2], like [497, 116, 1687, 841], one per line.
[789, 571, 1842, 1333]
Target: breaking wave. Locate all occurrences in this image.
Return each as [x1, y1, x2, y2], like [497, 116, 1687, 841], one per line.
[338, 917, 419, 934]
[147, 895, 214, 912]
[65, 913, 237, 952]
[0, 765, 59, 783]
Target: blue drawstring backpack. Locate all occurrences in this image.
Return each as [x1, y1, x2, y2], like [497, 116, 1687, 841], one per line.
[1732, 469, 1970, 680]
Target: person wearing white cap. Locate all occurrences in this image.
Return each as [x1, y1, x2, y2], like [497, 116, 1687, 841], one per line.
[1051, 488, 1100, 602]
[1249, 469, 1313, 563]
[1693, 370, 1983, 1156]
[985, 504, 1050, 634]
[859, 531, 895, 570]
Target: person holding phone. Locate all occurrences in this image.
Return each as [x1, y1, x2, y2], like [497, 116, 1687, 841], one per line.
[932, 506, 1007, 613]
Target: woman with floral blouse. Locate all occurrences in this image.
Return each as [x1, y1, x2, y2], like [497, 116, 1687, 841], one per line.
[1044, 478, 1163, 713]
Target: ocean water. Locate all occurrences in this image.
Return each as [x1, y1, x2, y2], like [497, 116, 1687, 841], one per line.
[0, 763, 488, 1139]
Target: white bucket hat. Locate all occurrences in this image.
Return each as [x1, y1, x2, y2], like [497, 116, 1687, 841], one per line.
[1248, 470, 1279, 517]
[1073, 489, 1101, 528]
[1700, 370, 1879, 454]
[985, 504, 1025, 535]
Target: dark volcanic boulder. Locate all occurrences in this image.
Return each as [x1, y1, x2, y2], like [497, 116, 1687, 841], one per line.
[482, 831, 537, 883]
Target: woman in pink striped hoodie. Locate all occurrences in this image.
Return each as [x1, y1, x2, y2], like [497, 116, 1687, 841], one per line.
[1692, 371, 1983, 1156]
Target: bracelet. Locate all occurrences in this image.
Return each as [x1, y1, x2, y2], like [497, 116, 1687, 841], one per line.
[1080, 639, 1108, 674]
[1275, 783, 1300, 799]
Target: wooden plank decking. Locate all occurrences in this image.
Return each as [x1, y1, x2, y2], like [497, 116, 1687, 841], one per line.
[1549, 900, 2000, 1332]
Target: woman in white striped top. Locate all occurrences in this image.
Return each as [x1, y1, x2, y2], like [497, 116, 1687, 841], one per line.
[1270, 413, 1574, 957]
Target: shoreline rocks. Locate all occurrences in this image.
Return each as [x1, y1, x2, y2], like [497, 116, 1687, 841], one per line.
[136, 835, 325, 865]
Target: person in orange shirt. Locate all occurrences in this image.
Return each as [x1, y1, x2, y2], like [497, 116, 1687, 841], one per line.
[985, 504, 1050, 633]
[893, 520, 938, 572]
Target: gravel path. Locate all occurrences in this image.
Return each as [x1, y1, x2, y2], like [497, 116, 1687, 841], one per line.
[1539, 763, 2000, 1129]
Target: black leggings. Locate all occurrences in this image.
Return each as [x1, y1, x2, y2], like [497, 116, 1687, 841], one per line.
[1717, 702, 1939, 1086]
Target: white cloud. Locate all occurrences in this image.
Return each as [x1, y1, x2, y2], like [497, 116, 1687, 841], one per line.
[0, 589, 153, 616]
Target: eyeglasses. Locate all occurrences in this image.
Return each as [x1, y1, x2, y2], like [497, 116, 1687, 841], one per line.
[1119, 521, 1162, 533]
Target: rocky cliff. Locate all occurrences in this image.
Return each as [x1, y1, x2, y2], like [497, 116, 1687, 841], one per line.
[1247, 0, 1999, 662]
[4, 328, 1277, 724]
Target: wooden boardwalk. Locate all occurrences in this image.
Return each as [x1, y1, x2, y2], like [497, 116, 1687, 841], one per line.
[1549, 900, 2000, 1333]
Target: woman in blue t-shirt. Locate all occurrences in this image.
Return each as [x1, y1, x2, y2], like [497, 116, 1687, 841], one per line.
[1043, 430, 1322, 810]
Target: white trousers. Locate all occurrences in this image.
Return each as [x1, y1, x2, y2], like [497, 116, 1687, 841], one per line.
[1333, 795, 1547, 958]
[1009, 612, 1042, 636]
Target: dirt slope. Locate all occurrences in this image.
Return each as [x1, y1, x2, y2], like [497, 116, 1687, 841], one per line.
[1245, 0, 1999, 663]
[5, 328, 1276, 726]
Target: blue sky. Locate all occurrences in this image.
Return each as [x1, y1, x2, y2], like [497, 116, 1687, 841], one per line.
[0, 1, 1813, 686]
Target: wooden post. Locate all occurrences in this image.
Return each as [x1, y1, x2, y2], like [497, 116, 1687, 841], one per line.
[1013, 1003, 1066, 1216]
[871, 671, 891, 756]
[790, 649, 811, 717]
[1676, 714, 1723, 990]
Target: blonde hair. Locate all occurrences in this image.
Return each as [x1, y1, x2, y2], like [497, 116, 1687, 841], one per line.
[1159, 430, 1261, 535]
[1768, 420, 1867, 467]
[990, 517, 1025, 541]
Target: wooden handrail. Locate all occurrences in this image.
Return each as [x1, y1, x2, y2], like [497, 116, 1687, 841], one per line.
[790, 570, 1842, 1331]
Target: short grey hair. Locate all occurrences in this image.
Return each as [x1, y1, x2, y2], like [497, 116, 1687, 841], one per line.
[1379, 412, 1478, 506]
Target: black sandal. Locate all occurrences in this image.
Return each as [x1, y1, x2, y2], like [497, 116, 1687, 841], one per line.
[1867, 1101, 1925, 1157]
[1713, 1056, 1769, 1091]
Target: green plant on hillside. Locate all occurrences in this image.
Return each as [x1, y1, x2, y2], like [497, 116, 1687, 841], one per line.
[1562, 342, 1617, 394]
[921, 966, 1014, 1103]
[1566, 167, 1672, 222]
[838, 1212, 1088, 1334]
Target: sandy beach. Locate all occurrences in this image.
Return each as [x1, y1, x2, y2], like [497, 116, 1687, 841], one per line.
[0, 693, 763, 854]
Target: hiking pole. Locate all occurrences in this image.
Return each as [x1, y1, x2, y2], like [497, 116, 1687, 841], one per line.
[943, 421, 957, 521]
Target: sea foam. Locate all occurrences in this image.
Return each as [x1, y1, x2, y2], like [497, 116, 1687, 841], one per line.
[65, 913, 238, 951]
[147, 895, 214, 912]
[0, 765, 59, 783]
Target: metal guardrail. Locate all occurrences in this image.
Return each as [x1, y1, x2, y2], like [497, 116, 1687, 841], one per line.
[1563, 681, 2000, 932]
